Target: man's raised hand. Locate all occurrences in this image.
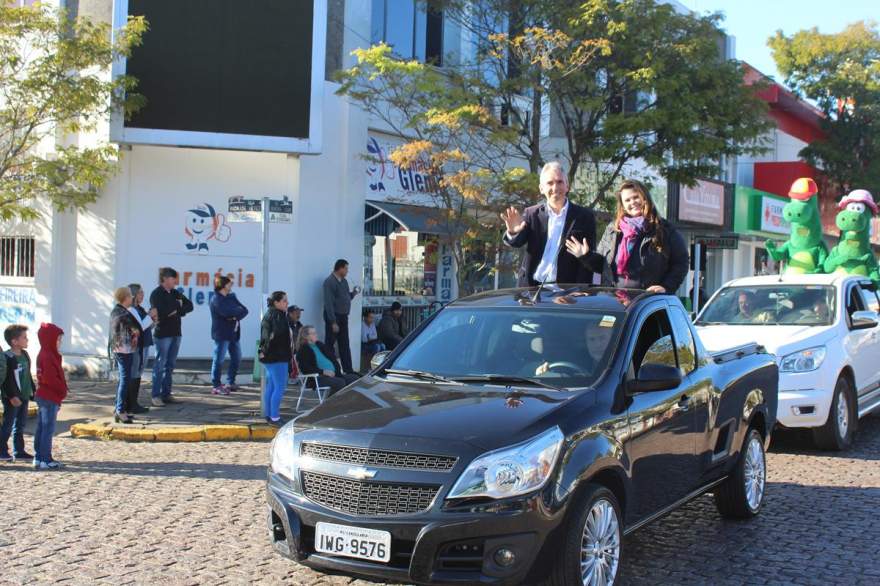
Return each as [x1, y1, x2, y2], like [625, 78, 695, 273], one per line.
[564, 236, 590, 258]
[500, 206, 526, 235]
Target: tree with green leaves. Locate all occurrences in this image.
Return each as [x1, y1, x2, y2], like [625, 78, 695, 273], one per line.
[0, 4, 145, 220]
[338, 0, 771, 292]
[769, 21, 880, 196]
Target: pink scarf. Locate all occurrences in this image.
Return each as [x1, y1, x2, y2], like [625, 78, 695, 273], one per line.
[615, 216, 646, 279]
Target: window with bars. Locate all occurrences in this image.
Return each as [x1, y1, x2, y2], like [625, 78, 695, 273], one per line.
[0, 237, 36, 278]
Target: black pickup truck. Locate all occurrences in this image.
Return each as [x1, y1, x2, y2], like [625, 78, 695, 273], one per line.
[267, 287, 778, 586]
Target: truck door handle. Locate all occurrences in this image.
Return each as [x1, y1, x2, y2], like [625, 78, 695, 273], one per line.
[676, 396, 690, 412]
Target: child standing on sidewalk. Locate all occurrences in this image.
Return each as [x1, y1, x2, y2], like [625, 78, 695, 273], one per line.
[34, 323, 68, 469]
[1, 325, 34, 463]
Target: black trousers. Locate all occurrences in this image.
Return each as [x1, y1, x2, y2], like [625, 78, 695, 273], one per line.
[317, 373, 360, 396]
[325, 313, 354, 374]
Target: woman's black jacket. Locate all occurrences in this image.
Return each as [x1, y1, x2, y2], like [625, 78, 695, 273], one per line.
[259, 308, 292, 364]
[583, 218, 689, 292]
[296, 341, 342, 377]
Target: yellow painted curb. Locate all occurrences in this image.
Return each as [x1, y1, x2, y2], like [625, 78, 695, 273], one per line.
[70, 423, 112, 439]
[250, 425, 278, 440]
[110, 428, 157, 442]
[204, 424, 252, 441]
[154, 426, 206, 442]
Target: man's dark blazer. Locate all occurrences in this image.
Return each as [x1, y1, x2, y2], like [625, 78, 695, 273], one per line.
[503, 200, 598, 287]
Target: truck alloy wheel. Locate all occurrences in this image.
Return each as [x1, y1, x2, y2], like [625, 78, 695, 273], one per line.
[714, 428, 766, 518]
[813, 377, 856, 450]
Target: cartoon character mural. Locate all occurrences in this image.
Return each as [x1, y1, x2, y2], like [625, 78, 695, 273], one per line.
[824, 189, 880, 282]
[765, 178, 829, 275]
[185, 203, 231, 254]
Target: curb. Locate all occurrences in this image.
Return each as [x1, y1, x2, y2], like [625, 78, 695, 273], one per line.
[70, 422, 278, 442]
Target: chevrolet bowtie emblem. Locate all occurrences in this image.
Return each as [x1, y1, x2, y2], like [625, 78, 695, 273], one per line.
[346, 467, 377, 480]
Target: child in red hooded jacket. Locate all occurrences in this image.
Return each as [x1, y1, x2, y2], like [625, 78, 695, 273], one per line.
[34, 323, 68, 469]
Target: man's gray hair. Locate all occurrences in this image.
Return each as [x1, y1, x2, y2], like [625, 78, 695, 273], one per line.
[540, 161, 568, 183]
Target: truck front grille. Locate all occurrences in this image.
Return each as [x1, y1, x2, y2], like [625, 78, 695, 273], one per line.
[301, 442, 457, 471]
[301, 471, 440, 516]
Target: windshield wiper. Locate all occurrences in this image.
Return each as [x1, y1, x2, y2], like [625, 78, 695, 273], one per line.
[382, 368, 458, 384]
[452, 374, 564, 392]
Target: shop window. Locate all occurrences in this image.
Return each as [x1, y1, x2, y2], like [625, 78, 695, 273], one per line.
[0, 236, 35, 278]
[364, 231, 433, 297]
[371, 0, 443, 64]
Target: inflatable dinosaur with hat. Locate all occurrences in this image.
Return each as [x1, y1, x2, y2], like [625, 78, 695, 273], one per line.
[824, 189, 880, 283]
[766, 178, 829, 274]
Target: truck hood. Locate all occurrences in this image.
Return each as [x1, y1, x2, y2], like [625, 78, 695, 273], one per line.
[696, 324, 836, 357]
[294, 377, 586, 451]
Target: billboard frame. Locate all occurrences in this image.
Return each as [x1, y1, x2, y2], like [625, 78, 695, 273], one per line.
[109, 0, 326, 154]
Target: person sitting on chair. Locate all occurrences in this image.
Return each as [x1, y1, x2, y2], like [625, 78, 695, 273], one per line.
[295, 326, 359, 397]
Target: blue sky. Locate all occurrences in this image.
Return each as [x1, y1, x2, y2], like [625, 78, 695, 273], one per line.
[679, 0, 877, 83]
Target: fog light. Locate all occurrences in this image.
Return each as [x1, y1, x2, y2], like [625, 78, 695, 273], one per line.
[494, 547, 516, 567]
[792, 405, 815, 416]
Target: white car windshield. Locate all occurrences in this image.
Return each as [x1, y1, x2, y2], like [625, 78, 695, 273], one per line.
[388, 308, 625, 388]
[697, 285, 836, 326]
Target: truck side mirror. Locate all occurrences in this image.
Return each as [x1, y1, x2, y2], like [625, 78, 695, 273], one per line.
[850, 310, 879, 330]
[370, 351, 391, 370]
[626, 363, 682, 394]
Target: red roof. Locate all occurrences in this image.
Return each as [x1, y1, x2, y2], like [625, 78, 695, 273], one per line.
[743, 63, 826, 143]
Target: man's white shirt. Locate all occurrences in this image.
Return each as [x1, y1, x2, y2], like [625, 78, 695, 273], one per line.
[533, 200, 569, 283]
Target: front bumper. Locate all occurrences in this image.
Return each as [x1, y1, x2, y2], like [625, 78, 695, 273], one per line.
[265, 472, 562, 585]
[777, 367, 836, 428]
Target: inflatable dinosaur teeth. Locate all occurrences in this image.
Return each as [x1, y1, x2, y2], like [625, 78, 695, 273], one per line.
[824, 189, 880, 283]
[765, 177, 830, 275]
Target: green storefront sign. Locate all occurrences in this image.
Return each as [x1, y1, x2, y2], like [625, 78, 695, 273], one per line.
[733, 185, 790, 239]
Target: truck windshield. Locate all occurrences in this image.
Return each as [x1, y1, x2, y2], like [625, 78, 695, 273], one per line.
[387, 308, 624, 388]
[696, 285, 836, 326]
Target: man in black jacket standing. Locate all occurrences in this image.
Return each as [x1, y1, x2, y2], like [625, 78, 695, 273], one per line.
[323, 259, 360, 375]
[501, 162, 597, 287]
[149, 267, 194, 406]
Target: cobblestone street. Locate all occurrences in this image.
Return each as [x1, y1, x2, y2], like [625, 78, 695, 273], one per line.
[1, 415, 878, 585]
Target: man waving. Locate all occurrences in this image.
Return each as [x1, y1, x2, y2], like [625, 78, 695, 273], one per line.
[502, 162, 598, 286]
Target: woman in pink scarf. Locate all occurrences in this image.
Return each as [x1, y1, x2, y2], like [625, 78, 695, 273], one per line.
[567, 180, 689, 293]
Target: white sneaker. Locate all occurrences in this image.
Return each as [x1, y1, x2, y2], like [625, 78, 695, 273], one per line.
[33, 461, 49, 470]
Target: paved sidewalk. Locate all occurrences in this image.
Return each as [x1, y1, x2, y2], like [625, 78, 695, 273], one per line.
[59, 377, 320, 442]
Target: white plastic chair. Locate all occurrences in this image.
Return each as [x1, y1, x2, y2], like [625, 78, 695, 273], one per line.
[293, 355, 330, 411]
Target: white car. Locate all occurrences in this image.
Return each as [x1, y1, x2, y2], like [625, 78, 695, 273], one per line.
[695, 274, 880, 450]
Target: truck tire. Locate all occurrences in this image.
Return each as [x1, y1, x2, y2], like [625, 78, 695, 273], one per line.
[714, 428, 766, 519]
[813, 376, 855, 451]
[545, 483, 623, 586]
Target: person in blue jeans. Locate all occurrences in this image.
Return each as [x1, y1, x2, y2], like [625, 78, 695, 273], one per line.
[1, 324, 34, 462]
[149, 267, 193, 406]
[109, 287, 143, 423]
[209, 275, 249, 395]
[259, 291, 292, 426]
[34, 323, 68, 469]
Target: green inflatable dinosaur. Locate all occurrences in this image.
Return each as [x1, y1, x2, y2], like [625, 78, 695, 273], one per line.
[824, 189, 880, 283]
[765, 178, 829, 275]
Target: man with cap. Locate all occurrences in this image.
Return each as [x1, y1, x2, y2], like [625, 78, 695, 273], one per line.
[287, 305, 304, 344]
[378, 302, 407, 351]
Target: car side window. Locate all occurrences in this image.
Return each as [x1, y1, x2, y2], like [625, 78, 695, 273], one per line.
[858, 285, 880, 313]
[631, 309, 677, 376]
[669, 307, 697, 375]
[847, 286, 866, 317]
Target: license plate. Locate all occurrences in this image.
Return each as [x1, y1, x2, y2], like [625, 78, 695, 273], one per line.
[314, 522, 391, 563]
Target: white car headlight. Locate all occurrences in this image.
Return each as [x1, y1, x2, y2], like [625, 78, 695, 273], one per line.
[269, 424, 296, 480]
[447, 427, 564, 500]
[780, 346, 827, 373]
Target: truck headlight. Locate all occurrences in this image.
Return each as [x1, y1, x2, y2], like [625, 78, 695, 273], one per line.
[780, 346, 826, 373]
[269, 423, 296, 481]
[447, 427, 564, 500]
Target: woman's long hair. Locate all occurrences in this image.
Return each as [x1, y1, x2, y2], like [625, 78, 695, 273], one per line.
[295, 325, 315, 352]
[614, 179, 666, 254]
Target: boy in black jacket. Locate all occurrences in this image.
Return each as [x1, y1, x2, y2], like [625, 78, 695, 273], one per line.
[149, 267, 194, 406]
[1, 325, 35, 462]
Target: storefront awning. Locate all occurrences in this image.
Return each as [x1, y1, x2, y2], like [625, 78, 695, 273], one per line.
[365, 200, 454, 237]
